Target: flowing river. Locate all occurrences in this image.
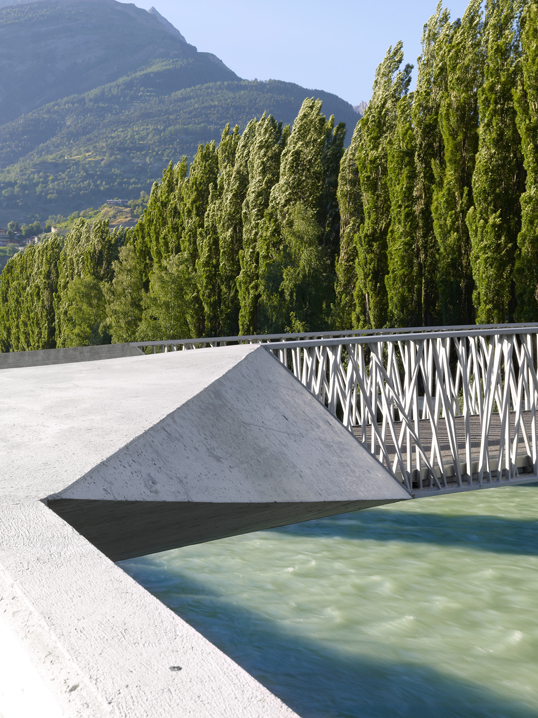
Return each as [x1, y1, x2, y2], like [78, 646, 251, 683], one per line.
[120, 484, 538, 718]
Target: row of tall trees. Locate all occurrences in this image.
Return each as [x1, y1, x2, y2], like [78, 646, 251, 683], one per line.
[1, 0, 538, 352]
[334, 0, 537, 329]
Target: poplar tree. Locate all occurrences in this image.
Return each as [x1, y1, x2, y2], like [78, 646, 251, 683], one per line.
[54, 219, 124, 347]
[279, 204, 331, 332]
[216, 120, 256, 335]
[136, 253, 190, 341]
[467, 0, 525, 323]
[265, 99, 328, 222]
[132, 158, 188, 282]
[61, 275, 109, 347]
[386, 94, 420, 327]
[258, 98, 331, 333]
[433, 0, 483, 325]
[196, 188, 221, 337]
[196, 123, 248, 337]
[103, 244, 145, 343]
[130, 157, 189, 340]
[333, 120, 363, 329]
[514, 1, 538, 320]
[177, 141, 219, 336]
[319, 116, 347, 264]
[0, 236, 62, 352]
[217, 124, 241, 172]
[412, 3, 451, 326]
[131, 145, 219, 341]
[237, 114, 288, 335]
[356, 42, 412, 328]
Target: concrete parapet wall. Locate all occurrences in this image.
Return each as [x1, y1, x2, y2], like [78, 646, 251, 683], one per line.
[0, 343, 143, 370]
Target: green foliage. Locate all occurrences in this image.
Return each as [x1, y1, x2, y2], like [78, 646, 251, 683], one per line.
[386, 95, 420, 327]
[412, 3, 451, 326]
[6, 220, 18, 240]
[0, 235, 62, 351]
[280, 205, 332, 332]
[181, 141, 219, 337]
[467, 0, 525, 323]
[132, 158, 188, 280]
[237, 114, 287, 334]
[103, 244, 144, 344]
[136, 254, 190, 341]
[433, 0, 483, 325]
[61, 275, 109, 347]
[257, 99, 335, 332]
[356, 43, 412, 328]
[20, 220, 42, 238]
[2, 0, 538, 351]
[215, 120, 257, 335]
[54, 218, 125, 347]
[0, 243, 18, 273]
[333, 123, 362, 329]
[259, 204, 331, 333]
[514, 2, 538, 320]
[319, 117, 347, 263]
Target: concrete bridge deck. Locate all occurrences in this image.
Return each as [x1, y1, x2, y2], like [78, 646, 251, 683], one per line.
[2, 328, 538, 716]
[0, 343, 408, 717]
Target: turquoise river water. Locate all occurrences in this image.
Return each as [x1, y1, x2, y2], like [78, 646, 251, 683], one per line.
[120, 485, 538, 718]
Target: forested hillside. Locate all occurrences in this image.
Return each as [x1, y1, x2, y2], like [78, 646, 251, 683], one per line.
[0, 0, 359, 225]
[0, 0, 227, 125]
[2, 0, 536, 351]
[0, 77, 359, 224]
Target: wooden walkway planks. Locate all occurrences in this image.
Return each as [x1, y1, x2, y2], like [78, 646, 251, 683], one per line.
[352, 410, 538, 494]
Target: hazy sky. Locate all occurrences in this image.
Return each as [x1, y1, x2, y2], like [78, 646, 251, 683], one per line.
[127, 0, 471, 106]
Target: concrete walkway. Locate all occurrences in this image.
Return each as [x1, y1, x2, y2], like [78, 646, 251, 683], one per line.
[0, 345, 409, 716]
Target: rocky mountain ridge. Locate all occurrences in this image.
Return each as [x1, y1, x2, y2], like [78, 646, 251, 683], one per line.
[147, 5, 186, 44]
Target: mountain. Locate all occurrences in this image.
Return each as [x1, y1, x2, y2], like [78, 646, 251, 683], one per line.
[147, 6, 186, 44]
[353, 101, 367, 117]
[0, 0, 361, 225]
[0, 0, 238, 125]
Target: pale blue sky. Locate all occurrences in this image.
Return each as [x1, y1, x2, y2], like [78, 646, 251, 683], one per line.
[128, 0, 471, 106]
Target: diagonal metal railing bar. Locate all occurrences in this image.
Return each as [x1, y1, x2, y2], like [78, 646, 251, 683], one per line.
[131, 321, 538, 350]
[132, 323, 538, 497]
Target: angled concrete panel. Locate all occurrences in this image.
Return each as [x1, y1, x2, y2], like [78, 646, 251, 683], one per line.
[2, 345, 409, 559]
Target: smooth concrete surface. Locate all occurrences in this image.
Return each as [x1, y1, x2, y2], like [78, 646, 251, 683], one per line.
[0, 502, 299, 718]
[0, 342, 143, 369]
[0, 344, 409, 716]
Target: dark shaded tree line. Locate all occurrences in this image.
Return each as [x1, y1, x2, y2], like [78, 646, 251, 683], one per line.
[2, 0, 538, 352]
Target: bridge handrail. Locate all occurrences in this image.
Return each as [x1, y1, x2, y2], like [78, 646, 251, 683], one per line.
[268, 327, 538, 497]
[130, 321, 538, 350]
[132, 323, 538, 498]
[265, 324, 538, 349]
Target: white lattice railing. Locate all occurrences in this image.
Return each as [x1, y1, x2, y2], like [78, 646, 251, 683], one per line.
[131, 323, 538, 496]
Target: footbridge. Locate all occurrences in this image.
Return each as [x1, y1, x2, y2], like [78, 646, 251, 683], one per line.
[133, 321, 538, 498]
[1, 322, 537, 717]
